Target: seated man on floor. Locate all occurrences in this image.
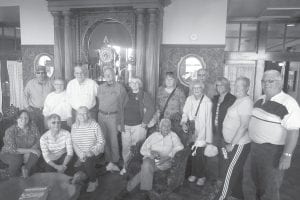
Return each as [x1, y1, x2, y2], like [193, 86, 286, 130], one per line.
[115, 118, 184, 199]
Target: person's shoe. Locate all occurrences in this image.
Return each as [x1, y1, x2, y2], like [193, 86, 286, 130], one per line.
[110, 163, 120, 172]
[120, 168, 126, 175]
[188, 175, 197, 182]
[114, 188, 130, 200]
[86, 179, 98, 192]
[106, 162, 113, 171]
[196, 177, 206, 186]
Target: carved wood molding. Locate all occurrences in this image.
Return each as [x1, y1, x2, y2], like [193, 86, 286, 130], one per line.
[77, 10, 135, 63]
[160, 44, 225, 89]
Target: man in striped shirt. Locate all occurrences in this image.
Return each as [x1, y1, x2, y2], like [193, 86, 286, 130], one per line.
[243, 70, 300, 200]
[71, 106, 105, 192]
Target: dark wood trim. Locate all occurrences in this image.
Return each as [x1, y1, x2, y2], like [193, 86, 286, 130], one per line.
[161, 44, 225, 48]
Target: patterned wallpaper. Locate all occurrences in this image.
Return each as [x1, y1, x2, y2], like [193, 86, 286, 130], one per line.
[160, 44, 225, 93]
[21, 45, 54, 85]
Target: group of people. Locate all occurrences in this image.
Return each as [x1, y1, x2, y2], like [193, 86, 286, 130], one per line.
[0, 64, 299, 200]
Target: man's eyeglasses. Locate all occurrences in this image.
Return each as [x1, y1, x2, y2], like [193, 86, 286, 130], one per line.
[51, 121, 61, 125]
[261, 79, 279, 84]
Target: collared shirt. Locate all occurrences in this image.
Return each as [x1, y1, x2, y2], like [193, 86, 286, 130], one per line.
[71, 120, 105, 159]
[1, 123, 40, 154]
[140, 131, 184, 170]
[97, 82, 127, 112]
[66, 78, 98, 110]
[40, 129, 73, 163]
[223, 96, 253, 145]
[43, 91, 72, 121]
[249, 91, 300, 145]
[181, 95, 213, 143]
[24, 78, 53, 108]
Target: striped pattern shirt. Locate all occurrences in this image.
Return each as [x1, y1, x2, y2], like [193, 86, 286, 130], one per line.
[249, 91, 300, 145]
[71, 120, 105, 159]
[40, 129, 73, 163]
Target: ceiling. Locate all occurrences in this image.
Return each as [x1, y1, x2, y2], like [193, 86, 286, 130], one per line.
[1, 1, 300, 26]
[0, 6, 20, 26]
[227, 0, 300, 21]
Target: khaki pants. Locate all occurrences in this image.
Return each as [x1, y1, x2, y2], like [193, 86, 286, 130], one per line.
[121, 125, 147, 168]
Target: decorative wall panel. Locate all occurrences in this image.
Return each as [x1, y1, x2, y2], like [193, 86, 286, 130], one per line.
[160, 44, 225, 92]
[22, 45, 54, 85]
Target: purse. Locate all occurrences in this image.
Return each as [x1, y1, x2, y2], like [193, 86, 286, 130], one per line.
[187, 95, 204, 135]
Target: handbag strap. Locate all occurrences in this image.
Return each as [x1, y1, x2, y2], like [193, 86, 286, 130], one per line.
[160, 87, 177, 119]
[194, 95, 204, 118]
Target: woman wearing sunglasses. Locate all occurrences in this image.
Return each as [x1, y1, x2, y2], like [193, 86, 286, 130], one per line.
[40, 114, 74, 175]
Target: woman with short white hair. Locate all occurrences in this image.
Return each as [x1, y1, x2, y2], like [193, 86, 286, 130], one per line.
[180, 80, 213, 186]
[119, 77, 155, 175]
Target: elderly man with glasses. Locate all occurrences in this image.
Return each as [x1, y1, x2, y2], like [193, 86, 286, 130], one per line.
[243, 69, 300, 200]
[24, 65, 53, 132]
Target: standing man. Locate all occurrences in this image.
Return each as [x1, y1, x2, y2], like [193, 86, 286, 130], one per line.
[97, 67, 127, 172]
[24, 66, 53, 132]
[243, 69, 300, 200]
[66, 65, 98, 120]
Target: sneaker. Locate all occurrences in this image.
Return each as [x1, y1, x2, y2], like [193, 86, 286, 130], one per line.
[106, 162, 113, 171]
[188, 175, 197, 182]
[110, 163, 120, 172]
[120, 168, 126, 175]
[86, 179, 98, 192]
[196, 177, 206, 186]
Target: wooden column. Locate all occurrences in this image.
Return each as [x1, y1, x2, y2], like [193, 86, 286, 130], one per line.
[52, 11, 63, 78]
[145, 8, 158, 98]
[254, 22, 268, 100]
[135, 8, 145, 81]
[63, 10, 73, 81]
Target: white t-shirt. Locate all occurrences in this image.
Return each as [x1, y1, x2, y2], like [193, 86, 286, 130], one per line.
[223, 96, 253, 145]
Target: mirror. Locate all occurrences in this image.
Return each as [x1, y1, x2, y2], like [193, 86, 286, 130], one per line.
[87, 20, 134, 83]
[177, 54, 206, 87]
[34, 53, 54, 78]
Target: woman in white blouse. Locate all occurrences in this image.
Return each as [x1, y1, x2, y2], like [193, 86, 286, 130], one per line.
[180, 80, 213, 186]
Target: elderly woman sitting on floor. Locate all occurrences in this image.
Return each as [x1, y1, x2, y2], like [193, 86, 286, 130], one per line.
[40, 114, 74, 175]
[71, 106, 105, 192]
[115, 118, 184, 200]
[0, 110, 41, 178]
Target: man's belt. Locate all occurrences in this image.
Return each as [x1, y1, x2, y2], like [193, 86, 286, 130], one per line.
[98, 109, 118, 115]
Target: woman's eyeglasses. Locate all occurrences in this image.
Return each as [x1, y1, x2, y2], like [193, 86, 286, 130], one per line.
[51, 121, 61, 125]
[36, 72, 46, 74]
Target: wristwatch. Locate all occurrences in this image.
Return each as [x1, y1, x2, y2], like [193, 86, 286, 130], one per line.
[283, 152, 292, 157]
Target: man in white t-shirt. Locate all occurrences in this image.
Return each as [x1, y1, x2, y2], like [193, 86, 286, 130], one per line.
[243, 70, 300, 200]
[66, 65, 98, 120]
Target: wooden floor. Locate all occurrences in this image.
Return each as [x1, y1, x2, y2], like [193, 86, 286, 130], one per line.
[77, 145, 300, 200]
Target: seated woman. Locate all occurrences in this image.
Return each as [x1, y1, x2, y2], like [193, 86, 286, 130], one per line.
[71, 106, 105, 192]
[0, 110, 41, 177]
[40, 114, 74, 175]
[180, 80, 213, 186]
[120, 77, 155, 175]
[115, 118, 184, 200]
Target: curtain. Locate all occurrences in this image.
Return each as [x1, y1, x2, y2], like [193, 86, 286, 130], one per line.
[7, 60, 25, 109]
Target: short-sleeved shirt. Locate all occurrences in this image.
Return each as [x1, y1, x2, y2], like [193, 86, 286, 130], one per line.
[66, 78, 98, 110]
[24, 78, 53, 108]
[249, 91, 300, 145]
[223, 96, 253, 145]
